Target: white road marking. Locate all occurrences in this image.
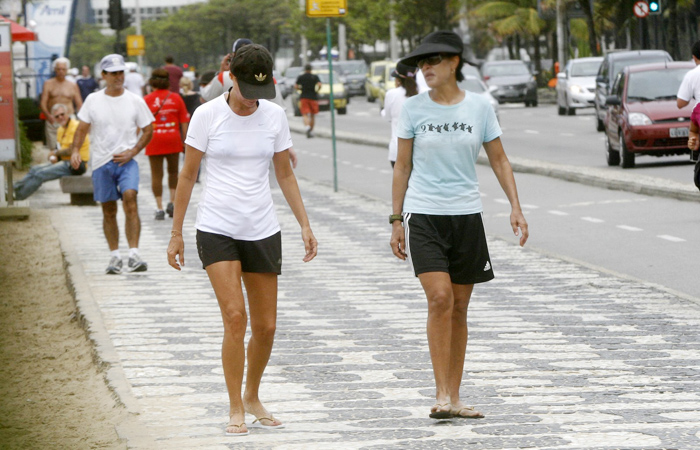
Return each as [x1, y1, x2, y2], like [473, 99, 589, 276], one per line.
[353, 164, 364, 169]
[521, 204, 539, 210]
[561, 198, 647, 208]
[379, 170, 393, 175]
[341, 160, 351, 165]
[658, 235, 686, 242]
[494, 199, 510, 205]
[617, 225, 643, 232]
[548, 210, 569, 216]
[581, 217, 605, 223]
[560, 133, 575, 137]
[525, 130, 540, 134]
[319, 154, 330, 159]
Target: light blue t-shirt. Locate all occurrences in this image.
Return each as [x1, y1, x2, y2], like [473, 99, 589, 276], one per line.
[396, 90, 501, 215]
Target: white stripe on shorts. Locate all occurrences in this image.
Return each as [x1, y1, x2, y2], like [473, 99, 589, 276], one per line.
[404, 213, 412, 268]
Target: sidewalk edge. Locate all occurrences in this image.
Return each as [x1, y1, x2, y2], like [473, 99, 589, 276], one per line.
[49, 209, 156, 449]
[289, 123, 700, 203]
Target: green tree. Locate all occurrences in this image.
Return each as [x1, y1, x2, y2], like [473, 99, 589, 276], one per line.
[68, 22, 115, 69]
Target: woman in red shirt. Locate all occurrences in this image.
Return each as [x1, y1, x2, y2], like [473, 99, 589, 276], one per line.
[144, 68, 190, 219]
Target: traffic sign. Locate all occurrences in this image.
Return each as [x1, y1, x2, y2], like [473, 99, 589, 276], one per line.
[126, 35, 145, 56]
[306, 0, 347, 18]
[633, 1, 649, 18]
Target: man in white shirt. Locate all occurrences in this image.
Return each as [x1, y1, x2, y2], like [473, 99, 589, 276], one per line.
[677, 40, 700, 109]
[70, 54, 155, 275]
[124, 63, 145, 97]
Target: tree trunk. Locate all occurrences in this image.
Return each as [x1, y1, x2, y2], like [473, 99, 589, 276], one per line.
[668, 0, 680, 60]
[580, 0, 599, 55]
[533, 35, 542, 85]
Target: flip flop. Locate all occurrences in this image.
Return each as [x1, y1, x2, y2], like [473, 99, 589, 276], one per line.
[249, 416, 286, 429]
[451, 406, 485, 419]
[225, 422, 249, 436]
[429, 403, 452, 419]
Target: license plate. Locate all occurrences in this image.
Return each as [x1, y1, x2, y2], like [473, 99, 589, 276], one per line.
[670, 127, 689, 138]
[318, 99, 329, 106]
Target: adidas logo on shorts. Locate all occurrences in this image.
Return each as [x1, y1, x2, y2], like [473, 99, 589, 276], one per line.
[483, 261, 491, 271]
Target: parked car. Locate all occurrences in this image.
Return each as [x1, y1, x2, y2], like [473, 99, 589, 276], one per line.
[594, 50, 672, 132]
[480, 60, 538, 107]
[556, 56, 603, 115]
[376, 62, 399, 110]
[273, 70, 288, 99]
[283, 66, 303, 98]
[292, 69, 348, 116]
[335, 60, 368, 97]
[366, 60, 395, 103]
[458, 74, 500, 121]
[603, 61, 694, 169]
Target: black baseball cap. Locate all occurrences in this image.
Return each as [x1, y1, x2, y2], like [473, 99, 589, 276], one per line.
[399, 30, 464, 67]
[391, 61, 417, 79]
[232, 38, 253, 54]
[230, 44, 276, 100]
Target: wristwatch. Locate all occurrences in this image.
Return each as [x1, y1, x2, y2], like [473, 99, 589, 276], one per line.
[389, 214, 403, 224]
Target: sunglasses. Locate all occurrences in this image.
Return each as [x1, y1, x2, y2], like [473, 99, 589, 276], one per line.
[53, 113, 66, 119]
[417, 54, 446, 69]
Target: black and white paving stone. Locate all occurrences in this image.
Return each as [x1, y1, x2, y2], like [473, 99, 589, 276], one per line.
[50, 164, 700, 449]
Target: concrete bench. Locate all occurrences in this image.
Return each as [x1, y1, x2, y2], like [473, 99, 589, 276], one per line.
[60, 176, 95, 206]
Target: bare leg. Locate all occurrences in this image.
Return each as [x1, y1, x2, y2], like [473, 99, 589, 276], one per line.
[418, 271, 454, 416]
[149, 155, 164, 211]
[309, 113, 315, 132]
[101, 201, 119, 251]
[166, 152, 179, 204]
[122, 190, 141, 249]
[242, 272, 283, 427]
[206, 260, 248, 434]
[447, 283, 482, 418]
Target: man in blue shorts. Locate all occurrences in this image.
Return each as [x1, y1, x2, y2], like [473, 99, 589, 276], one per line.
[70, 54, 155, 274]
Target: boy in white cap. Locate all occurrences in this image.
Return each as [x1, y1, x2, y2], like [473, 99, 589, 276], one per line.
[70, 54, 155, 274]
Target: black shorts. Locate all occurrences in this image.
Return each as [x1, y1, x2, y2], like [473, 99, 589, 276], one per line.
[196, 230, 282, 273]
[404, 213, 494, 285]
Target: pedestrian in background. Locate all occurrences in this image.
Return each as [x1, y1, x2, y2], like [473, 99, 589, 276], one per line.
[382, 61, 418, 168]
[125, 63, 145, 97]
[200, 38, 253, 102]
[144, 68, 190, 220]
[76, 65, 99, 101]
[179, 76, 202, 117]
[40, 57, 82, 151]
[13, 103, 89, 200]
[163, 55, 183, 93]
[295, 64, 322, 138]
[167, 44, 317, 436]
[71, 54, 155, 275]
[391, 30, 529, 420]
[677, 40, 700, 109]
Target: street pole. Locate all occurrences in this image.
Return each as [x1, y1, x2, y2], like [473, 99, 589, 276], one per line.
[300, 0, 308, 65]
[556, 0, 566, 70]
[135, 0, 142, 67]
[389, 0, 398, 60]
[339, 23, 347, 61]
[326, 18, 338, 192]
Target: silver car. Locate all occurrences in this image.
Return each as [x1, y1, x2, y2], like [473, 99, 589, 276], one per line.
[458, 75, 499, 122]
[556, 56, 603, 115]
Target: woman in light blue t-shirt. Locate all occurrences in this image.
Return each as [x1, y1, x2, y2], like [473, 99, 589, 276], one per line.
[390, 31, 529, 421]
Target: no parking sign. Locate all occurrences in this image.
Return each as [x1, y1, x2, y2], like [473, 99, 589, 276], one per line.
[633, 1, 650, 18]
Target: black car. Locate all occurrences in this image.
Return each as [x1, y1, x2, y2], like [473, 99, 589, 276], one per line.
[481, 60, 538, 107]
[593, 50, 672, 132]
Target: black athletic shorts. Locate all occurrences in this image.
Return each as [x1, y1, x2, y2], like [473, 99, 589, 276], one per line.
[196, 230, 282, 273]
[404, 213, 494, 285]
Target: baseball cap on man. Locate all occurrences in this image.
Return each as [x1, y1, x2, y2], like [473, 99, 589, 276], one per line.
[399, 31, 464, 67]
[230, 44, 276, 100]
[232, 38, 253, 54]
[100, 54, 128, 72]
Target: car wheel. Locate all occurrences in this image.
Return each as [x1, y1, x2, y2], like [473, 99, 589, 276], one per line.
[338, 107, 347, 115]
[595, 108, 605, 131]
[619, 133, 635, 169]
[567, 107, 575, 116]
[524, 101, 531, 107]
[367, 95, 375, 103]
[605, 133, 620, 166]
[532, 100, 538, 107]
[558, 105, 566, 115]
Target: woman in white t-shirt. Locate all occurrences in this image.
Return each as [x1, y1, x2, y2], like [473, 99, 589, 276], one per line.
[167, 44, 317, 437]
[382, 62, 419, 167]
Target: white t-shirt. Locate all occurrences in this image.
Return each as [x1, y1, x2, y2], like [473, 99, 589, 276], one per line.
[185, 95, 293, 240]
[677, 63, 700, 105]
[124, 72, 145, 97]
[78, 89, 154, 171]
[416, 70, 430, 94]
[383, 86, 408, 162]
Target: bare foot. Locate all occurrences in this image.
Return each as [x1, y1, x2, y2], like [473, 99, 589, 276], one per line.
[243, 398, 284, 428]
[225, 412, 249, 436]
[450, 403, 484, 419]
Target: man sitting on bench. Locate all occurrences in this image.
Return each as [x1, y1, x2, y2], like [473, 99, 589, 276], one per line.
[13, 103, 90, 200]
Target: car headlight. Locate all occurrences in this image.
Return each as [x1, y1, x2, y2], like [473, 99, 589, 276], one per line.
[569, 84, 584, 94]
[628, 112, 652, 126]
[489, 85, 498, 93]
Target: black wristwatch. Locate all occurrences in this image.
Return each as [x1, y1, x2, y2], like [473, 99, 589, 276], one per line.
[389, 214, 403, 224]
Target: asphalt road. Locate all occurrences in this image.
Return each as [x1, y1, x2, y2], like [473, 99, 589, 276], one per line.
[282, 95, 699, 301]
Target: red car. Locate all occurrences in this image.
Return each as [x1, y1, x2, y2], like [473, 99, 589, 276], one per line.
[604, 61, 694, 168]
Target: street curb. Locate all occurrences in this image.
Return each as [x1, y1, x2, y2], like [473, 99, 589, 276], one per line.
[289, 123, 700, 203]
[49, 209, 157, 449]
